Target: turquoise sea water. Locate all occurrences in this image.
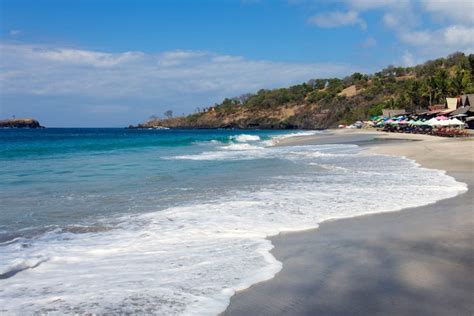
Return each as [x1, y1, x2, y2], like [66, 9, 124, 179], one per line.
[0, 128, 467, 314]
[0, 129, 292, 237]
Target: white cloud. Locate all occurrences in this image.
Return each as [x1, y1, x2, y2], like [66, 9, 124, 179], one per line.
[323, 0, 473, 62]
[308, 10, 366, 30]
[421, 0, 474, 24]
[0, 43, 356, 102]
[342, 0, 409, 10]
[399, 30, 433, 46]
[211, 55, 245, 63]
[382, 13, 398, 28]
[443, 25, 474, 46]
[31, 47, 144, 67]
[157, 50, 208, 66]
[399, 25, 474, 54]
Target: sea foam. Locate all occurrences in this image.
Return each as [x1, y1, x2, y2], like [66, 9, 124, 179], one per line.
[229, 134, 261, 142]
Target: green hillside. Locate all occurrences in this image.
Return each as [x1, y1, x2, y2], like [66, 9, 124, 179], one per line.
[138, 52, 474, 129]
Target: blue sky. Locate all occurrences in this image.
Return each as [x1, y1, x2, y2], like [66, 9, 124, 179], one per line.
[1, 0, 473, 127]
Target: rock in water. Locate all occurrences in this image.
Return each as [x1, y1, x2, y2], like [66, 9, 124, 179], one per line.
[0, 118, 44, 128]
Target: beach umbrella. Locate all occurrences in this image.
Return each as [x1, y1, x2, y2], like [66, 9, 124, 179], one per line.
[413, 120, 424, 126]
[427, 118, 448, 126]
[439, 120, 451, 126]
[426, 118, 438, 126]
[435, 115, 448, 120]
[446, 118, 464, 126]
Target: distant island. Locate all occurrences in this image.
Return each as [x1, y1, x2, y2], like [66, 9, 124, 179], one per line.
[0, 118, 44, 128]
[132, 52, 474, 129]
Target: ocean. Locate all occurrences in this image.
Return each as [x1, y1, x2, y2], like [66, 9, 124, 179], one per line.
[0, 128, 467, 315]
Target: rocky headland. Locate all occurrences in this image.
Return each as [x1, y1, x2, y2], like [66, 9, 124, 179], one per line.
[0, 118, 44, 128]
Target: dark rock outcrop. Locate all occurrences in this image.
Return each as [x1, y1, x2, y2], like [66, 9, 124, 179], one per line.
[0, 118, 44, 128]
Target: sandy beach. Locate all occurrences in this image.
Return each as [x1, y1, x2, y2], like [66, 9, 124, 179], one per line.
[224, 130, 474, 316]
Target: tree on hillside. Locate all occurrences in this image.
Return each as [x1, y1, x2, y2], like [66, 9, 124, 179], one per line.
[425, 76, 436, 106]
[307, 79, 326, 90]
[237, 93, 254, 104]
[445, 52, 468, 68]
[381, 65, 396, 77]
[450, 68, 469, 96]
[149, 115, 159, 121]
[352, 72, 364, 81]
[407, 80, 422, 112]
[394, 67, 407, 77]
[426, 70, 449, 104]
[435, 69, 449, 103]
[468, 54, 474, 79]
[164, 110, 173, 119]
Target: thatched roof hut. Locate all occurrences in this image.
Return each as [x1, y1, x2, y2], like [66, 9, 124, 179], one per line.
[461, 94, 474, 107]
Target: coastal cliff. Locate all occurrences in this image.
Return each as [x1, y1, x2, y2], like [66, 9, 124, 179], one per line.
[0, 118, 44, 128]
[133, 52, 474, 130]
[138, 104, 333, 129]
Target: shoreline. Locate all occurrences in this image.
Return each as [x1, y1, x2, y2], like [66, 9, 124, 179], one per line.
[224, 129, 474, 315]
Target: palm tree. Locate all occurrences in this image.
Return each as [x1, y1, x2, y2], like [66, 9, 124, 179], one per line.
[408, 81, 420, 111]
[425, 76, 436, 106]
[435, 69, 449, 103]
[450, 68, 468, 96]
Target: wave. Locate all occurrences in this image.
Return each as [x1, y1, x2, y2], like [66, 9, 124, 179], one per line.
[167, 142, 357, 161]
[229, 134, 261, 142]
[220, 143, 263, 151]
[264, 130, 322, 146]
[166, 131, 326, 161]
[0, 256, 49, 279]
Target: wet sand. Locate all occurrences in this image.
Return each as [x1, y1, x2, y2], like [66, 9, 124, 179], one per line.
[224, 130, 474, 316]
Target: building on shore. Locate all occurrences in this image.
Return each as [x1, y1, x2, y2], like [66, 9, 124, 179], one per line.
[450, 95, 474, 129]
[446, 97, 461, 110]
